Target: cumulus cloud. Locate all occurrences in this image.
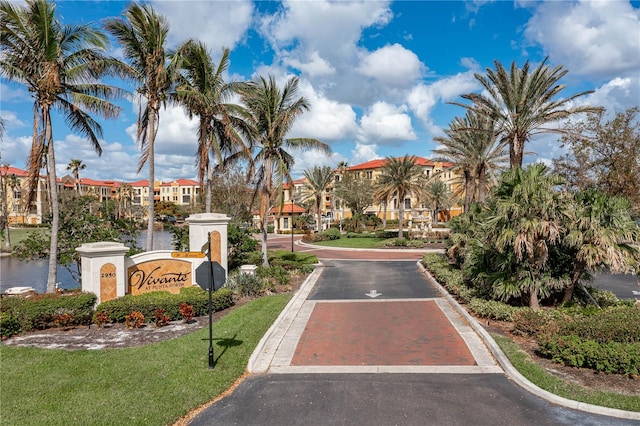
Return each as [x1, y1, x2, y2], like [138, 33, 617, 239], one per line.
[357, 43, 425, 86]
[285, 51, 335, 77]
[524, 1, 640, 78]
[351, 142, 381, 164]
[358, 102, 416, 143]
[579, 76, 640, 114]
[152, 0, 254, 52]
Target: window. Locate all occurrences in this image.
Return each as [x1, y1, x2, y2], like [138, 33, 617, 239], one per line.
[173, 187, 178, 193]
[13, 190, 21, 199]
[173, 196, 178, 202]
[365, 171, 372, 179]
[182, 195, 190, 204]
[404, 198, 411, 209]
[283, 217, 289, 229]
[334, 175, 340, 183]
[425, 170, 430, 178]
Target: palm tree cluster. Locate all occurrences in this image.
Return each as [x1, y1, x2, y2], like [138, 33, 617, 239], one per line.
[1, 0, 329, 286]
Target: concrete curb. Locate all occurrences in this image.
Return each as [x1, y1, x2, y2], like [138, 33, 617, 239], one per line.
[247, 264, 324, 374]
[417, 261, 640, 421]
[297, 239, 444, 254]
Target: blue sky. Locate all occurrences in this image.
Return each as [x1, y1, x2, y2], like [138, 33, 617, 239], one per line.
[1, 0, 639, 182]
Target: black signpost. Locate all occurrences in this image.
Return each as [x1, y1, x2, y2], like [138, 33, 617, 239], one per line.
[194, 232, 226, 369]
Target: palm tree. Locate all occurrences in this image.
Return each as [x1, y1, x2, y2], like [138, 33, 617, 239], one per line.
[422, 179, 453, 225]
[485, 163, 568, 308]
[238, 75, 330, 266]
[374, 155, 424, 239]
[1, 0, 125, 292]
[433, 111, 507, 210]
[66, 159, 86, 195]
[300, 165, 334, 231]
[458, 58, 601, 169]
[172, 41, 251, 213]
[561, 189, 639, 304]
[105, 3, 173, 251]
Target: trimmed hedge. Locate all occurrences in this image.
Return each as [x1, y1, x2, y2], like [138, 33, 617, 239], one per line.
[538, 334, 640, 375]
[467, 298, 520, 322]
[95, 287, 234, 324]
[0, 292, 97, 334]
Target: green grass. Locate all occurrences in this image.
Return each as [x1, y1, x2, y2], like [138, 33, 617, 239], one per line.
[312, 237, 392, 248]
[492, 333, 640, 412]
[0, 294, 291, 426]
[1, 227, 49, 247]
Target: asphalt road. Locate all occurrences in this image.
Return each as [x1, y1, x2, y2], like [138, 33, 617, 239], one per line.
[189, 259, 638, 426]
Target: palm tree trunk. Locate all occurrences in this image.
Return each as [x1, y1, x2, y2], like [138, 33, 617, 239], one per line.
[45, 115, 59, 294]
[205, 168, 212, 213]
[398, 193, 404, 239]
[562, 262, 585, 304]
[463, 171, 472, 212]
[261, 192, 270, 267]
[146, 108, 157, 252]
[382, 201, 387, 229]
[477, 165, 487, 202]
[529, 288, 540, 309]
[510, 136, 524, 169]
[316, 196, 322, 231]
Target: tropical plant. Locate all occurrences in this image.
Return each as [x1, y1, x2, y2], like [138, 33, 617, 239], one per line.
[374, 155, 425, 239]
[238, 75, 330, 266]
[105, 3, 173, 251]
[457, 58, 601, 169]
[172, 41, 251, 213]
[300, 165, 335, 231]
[482, 163, 569, 308]
[433, 110, 507, 210]
[1, 0, 126, 292]
[334, 172, 374, 218]
[422, 179, 453, 225]
[66, 159, 85, 194]
[561, 189, 639, 303]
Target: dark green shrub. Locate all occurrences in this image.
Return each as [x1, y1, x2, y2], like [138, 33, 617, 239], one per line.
[0, 292, 96, 332]
[95, 287, 234, 323]
[467, 298, 520, 322]
[512, 308, 557, 336]
[321, 228, 341, 240]
[374, 230, 396, 239]
[538, 334, 640, 375]
[257, 265, 290, 287]
[557, 307, 640, 344]
[0, 316, 21, 339]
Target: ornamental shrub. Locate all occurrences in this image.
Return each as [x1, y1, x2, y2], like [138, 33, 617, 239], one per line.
[225, 271, 266, 297]
[0, 292, 96, 332]
[0, 316, 21, 340]
[467, 298, 520, 322]
[153, 308, 170, 327]
[95, 287, 234, 324]
[125, 311, 144, 329]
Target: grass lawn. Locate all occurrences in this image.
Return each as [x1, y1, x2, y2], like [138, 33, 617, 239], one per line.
[492, 334, 640, 412]
[1, 227, 48, 247]
[312, 237, 392, 249]
[0, 294, 291, 426]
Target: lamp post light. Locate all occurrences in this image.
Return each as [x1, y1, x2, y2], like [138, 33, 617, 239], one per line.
[290, 199, 294, 252]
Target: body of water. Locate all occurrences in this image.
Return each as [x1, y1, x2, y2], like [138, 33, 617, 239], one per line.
[0, 229, 174, 294]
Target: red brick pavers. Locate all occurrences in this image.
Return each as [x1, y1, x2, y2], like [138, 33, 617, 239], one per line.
[291, 300, 476, 366]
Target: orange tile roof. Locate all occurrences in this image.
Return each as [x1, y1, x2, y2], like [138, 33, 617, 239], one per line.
[347, 156, 438, 171]
[0, 166, 33, 177]
[268, 203, 306, 214]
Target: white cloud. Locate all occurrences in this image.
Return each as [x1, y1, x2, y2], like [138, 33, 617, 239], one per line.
[407, 70, 480, 134]
[579, 76, 640, 114]
[358, 102, 416, 143]
[152, 0, 254, 51]
[285, 51, 335, 77]
[0, 82, 28, 103]
[351, 142, 381, 164]
[524, 1, 640, 78]
[357, 43, 425, 86]
[0, 110, 26, 129]
[290, 79, 359, 142]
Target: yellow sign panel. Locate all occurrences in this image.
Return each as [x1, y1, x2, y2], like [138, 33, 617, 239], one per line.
[210, 231, 221, 264]
[171, 251, 206, 259]
[100, 263, 117, 302]
[128, 259, 192, 296]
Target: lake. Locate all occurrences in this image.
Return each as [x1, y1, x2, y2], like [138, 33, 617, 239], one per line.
[0, 229, 175, 294]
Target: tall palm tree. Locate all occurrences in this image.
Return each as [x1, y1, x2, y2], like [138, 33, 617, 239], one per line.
[422, 179, 453, 225]
[374, 155, 424, 239]
[105, 3, 173, 251]
[66, 159, 85, 195]
[458, 58, 601, 169]
[433, 111, 507, 210]
[300, 165, 334, 231]
[1, 0, 125, 292]
[485, 163, 568, 308]
[562, 189, 639, 304]
[172, 41, 251, 213]
[238, 75, 330, 266]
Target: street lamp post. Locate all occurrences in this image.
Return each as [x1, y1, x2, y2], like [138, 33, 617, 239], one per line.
[291, 199, 294, 252]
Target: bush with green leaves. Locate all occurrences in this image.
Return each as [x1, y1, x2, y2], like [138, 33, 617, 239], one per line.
[95, 287, 234, 324]
[0, 316, 21, 339]
[0, 292, 96, 332]
[467, 298, 520, 322]
[538, 334, 640, 375]
[225, 271, 266, 297]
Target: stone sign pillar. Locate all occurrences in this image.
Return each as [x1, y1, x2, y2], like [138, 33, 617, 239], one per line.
[76, 242, 130, 305]
[186, 213, 231, 272]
